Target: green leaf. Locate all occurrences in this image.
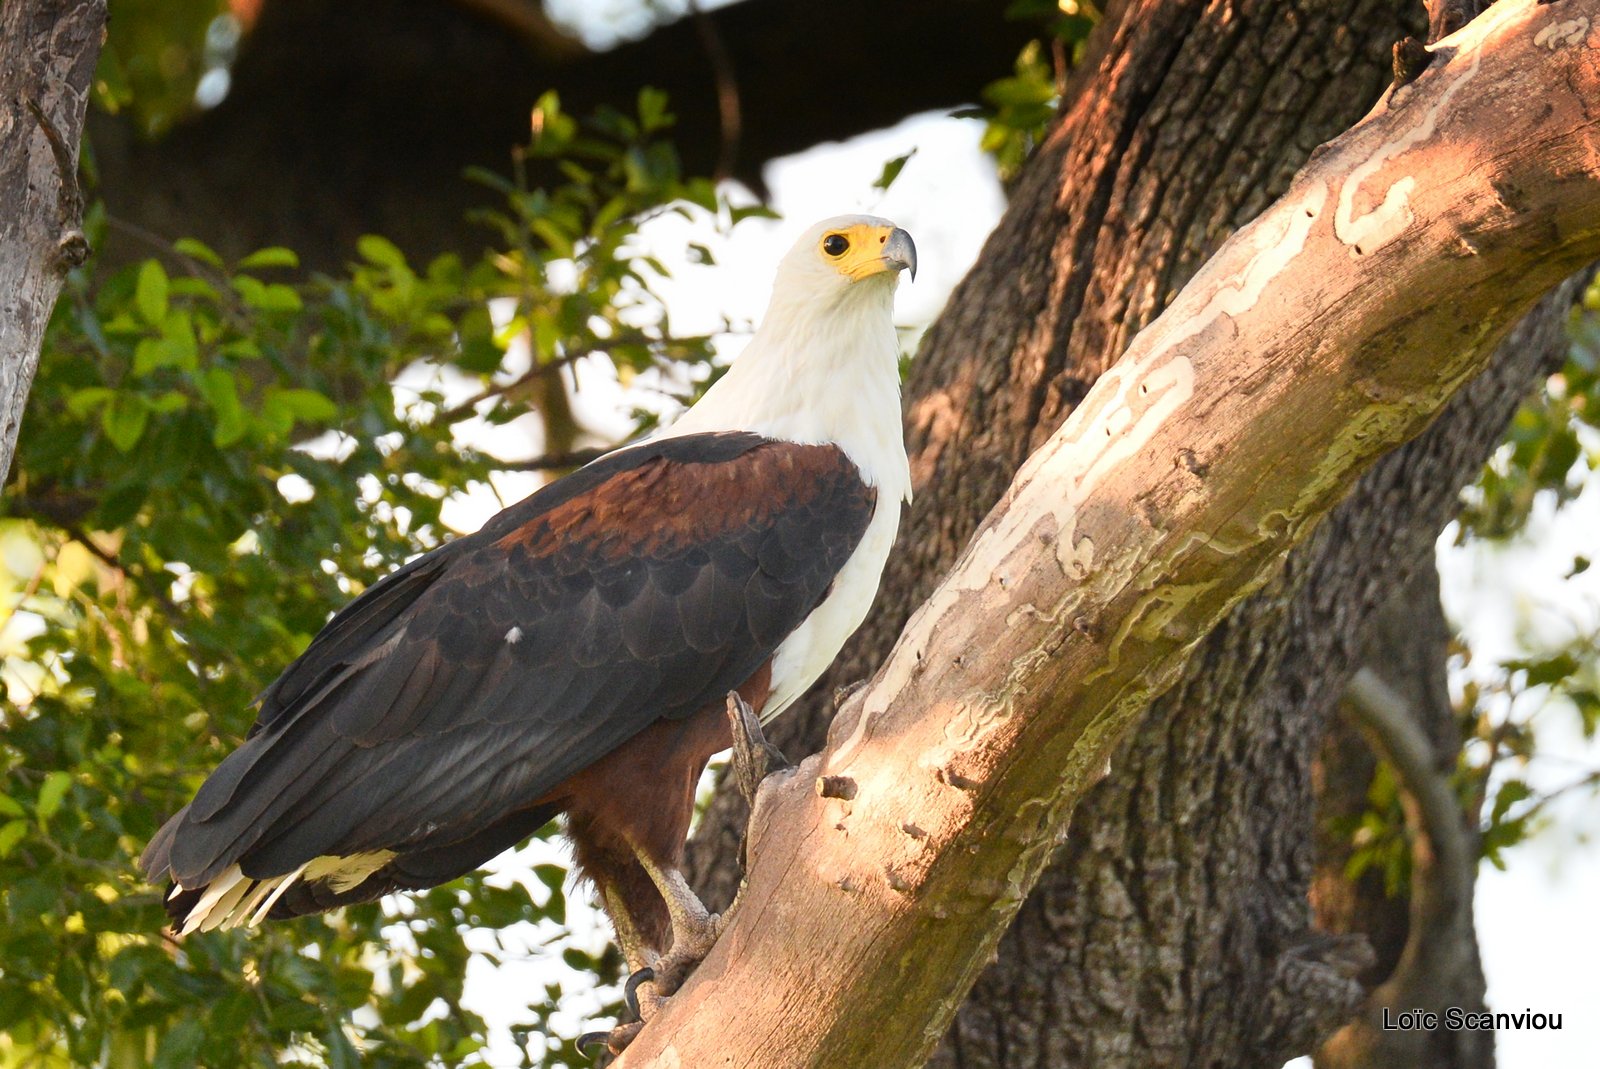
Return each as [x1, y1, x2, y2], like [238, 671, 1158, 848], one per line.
[530, 219, 575, 259]
[146, 390, 189, 414]
[730, 203, 780, 224]
[462, 165, 517, 195]
[153, 1016, 206, 1069]
[1490, 779, 1532, 823]
[231, 275, 303, 313]
[0, 794, 24, 818]
[66, 386, 114, 417]
[133, 314, 199, 374]
[98, 482, 147, 529]
[356, 234, 407, 270]
[238, 246, 301, 270]
[197, 367, 247, 447]
[1520, 653, 1579, 688]
[874, 149, 918, 191]
[173, 237, 224, 267]
[266, 387, 338, 423]
[638, 86, 672, 133]
[323, 1029, 361, 1069]
[36, 771, 72, 821]
[0, 820, 27, 858]
[101, 393, 150, 452]
[135, 260, 170, 326]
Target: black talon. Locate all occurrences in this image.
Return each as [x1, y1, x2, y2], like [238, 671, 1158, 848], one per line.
[624, 966, 656, 1017]
[726, 691, 789, 809]
[576, 1031, 611, 1058]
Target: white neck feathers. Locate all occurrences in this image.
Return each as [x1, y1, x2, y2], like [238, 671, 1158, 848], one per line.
[661, 280, 911, 503]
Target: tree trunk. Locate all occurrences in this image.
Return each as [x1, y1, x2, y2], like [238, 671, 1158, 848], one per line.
[682, 0, 1592, 1065]
[618, 0, 1600, 1061]
[0, 0, 105, 488]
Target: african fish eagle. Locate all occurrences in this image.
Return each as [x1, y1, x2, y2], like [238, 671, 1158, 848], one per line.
[141, 215, 915, 997]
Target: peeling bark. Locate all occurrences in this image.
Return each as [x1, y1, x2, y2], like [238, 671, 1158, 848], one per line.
[625, 3, 1600, 1065]
[0, 0, 106, 488]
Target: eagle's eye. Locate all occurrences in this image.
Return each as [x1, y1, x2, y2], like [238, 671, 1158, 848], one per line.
[822, 234, 849, 257]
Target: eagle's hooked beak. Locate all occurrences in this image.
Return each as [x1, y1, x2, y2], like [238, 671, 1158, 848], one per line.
[881, 227, 918, 281]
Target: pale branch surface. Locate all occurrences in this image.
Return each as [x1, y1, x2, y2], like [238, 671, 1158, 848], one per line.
[983, 273, 1581, 1069]
[620, 3, 1600, 1065]
[0, 0, 106, 487]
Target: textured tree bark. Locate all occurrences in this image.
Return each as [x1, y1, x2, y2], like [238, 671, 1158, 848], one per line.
[617, 2, 1600, 1064]
[0, 0, 105, 488]
[90, 0, 1036, 271]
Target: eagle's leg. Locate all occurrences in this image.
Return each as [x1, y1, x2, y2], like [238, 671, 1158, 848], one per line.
[628, 692, 793, 1005]
[580, 856, 724, 1057]
[575, 876, 667, 1058]
[600, 883, 660, 978]
[632, 851, 721, 998]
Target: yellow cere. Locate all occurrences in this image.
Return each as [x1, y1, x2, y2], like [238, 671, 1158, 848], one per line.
[821, 224, 905, 281]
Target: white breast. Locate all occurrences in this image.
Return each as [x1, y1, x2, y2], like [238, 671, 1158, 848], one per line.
[763, 492, 902, 721]
[650, 254, 911, 720]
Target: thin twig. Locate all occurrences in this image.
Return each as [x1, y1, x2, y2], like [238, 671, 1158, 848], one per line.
[689, 0, 742, 183]
[500, 445, 615, 472]
[61, 522, 184, 625]
[435, 349, 585, 424]
[435, 329, 664, 425]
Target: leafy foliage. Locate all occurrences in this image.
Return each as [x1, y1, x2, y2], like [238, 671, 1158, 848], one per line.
[959, 1, 1098, 182]
[1460, 276, 1600, 541]
[1, 89, 754, 1068]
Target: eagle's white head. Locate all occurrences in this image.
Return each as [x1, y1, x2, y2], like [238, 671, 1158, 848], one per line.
[662, 215, 915, 501]
[771, 215, 918, 304]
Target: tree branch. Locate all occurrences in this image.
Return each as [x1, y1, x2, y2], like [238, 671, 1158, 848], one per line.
[1316, 667, 1488, 1069]
[0, 0, 107, 487]
[1347, 668, 1476, 961]
[615, 3, 1600, 1063]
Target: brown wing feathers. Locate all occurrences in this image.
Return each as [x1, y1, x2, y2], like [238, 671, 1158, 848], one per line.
[143, 432, 876, 920]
